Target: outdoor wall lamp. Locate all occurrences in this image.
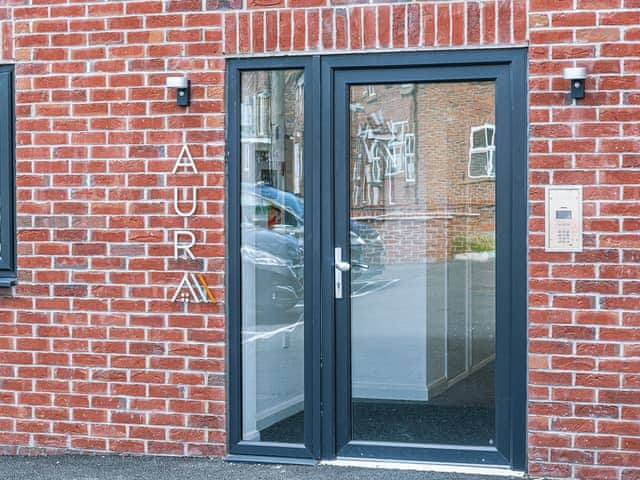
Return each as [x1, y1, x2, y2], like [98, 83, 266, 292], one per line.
[563, 67, 587, 100]
[166, 76, 191, 107]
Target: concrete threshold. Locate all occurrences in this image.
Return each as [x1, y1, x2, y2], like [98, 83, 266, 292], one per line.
[0, 454, 529, 480]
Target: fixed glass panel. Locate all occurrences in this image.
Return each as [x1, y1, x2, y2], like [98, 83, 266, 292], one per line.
[240, 70, 305, 443]
[349, 81, 496, 447]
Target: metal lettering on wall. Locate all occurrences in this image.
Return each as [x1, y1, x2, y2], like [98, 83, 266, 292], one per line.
[169, 145, 216, 306]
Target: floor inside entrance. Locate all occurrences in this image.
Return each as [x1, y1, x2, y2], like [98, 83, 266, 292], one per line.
[261, 361, 495, 446]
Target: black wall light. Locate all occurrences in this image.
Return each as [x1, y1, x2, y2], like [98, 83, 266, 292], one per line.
[167, 76, 191, 107]
[563, 67, 587, 100]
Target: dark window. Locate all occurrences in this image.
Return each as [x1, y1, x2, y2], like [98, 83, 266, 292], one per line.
[0, 65, 16, 286]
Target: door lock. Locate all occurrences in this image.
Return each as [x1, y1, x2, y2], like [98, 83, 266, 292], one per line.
[334, 247, 351, 299]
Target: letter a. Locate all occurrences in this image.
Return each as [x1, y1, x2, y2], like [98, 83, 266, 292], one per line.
[172, 145, 198, 174]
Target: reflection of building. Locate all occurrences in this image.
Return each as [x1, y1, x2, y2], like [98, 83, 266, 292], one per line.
[350, 82, 496, 262]
[241, 71, 304, 195]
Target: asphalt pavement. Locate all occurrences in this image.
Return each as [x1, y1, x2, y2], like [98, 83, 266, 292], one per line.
[0, 455, 526, 480]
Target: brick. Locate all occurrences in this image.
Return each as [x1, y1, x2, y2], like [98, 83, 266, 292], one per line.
[481, 1, 495, 44]
[279, 10, 292, 51]
[321, 8, 333, 49]
[377, 5, 390, 48]
[575, 466, 619, 480]
[349, 7, 361, 49]
[436, 3, 450, 46]
[407, 4, 420, 47]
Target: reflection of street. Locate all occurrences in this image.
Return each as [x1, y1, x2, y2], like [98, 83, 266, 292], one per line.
[244, 271, 400, 331]
[352, 260, 496, 402]
[244, 303, 303, 331]
[242, 315, 304, 344]
[245, 305, 305, 442]
[351, 277, 400, 298]
[245, 259, 495, 440]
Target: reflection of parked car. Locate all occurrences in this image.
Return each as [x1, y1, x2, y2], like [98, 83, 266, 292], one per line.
[241, 184, 385, 313]
[241, 189, 304, 313]
[250, 183, 386, 276]
[241, 226, 304, 313]
[350, 220, 385, 277]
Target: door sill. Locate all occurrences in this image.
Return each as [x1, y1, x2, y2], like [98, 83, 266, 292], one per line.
[323, 459, 525, 477]
[226, 454, 318, 466]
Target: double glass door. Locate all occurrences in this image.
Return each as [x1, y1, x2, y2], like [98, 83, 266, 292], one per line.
[227, 51, 526, 470]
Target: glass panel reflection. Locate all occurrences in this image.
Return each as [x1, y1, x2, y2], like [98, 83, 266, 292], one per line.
[240, 70, 305, 443]
[349, 82, 497, 446]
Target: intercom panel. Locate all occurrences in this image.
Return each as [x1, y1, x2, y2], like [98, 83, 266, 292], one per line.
[545, 186, 583, 252]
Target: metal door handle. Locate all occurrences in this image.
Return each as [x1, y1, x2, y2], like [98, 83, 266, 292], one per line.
[335, 247, 350, 299]
[336, 261, 351, 272]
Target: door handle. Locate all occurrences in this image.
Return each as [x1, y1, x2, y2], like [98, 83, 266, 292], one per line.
[336, 261, 351, 272]
[335, 247, 350, 299]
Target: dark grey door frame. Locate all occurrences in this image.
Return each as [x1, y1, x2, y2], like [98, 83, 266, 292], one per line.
[225, 49, 527, 470]
[225, 55, 322, 461]
[321, 49, 527, 470]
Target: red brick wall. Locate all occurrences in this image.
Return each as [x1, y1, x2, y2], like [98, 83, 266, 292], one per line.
[0, 1, 638, 479]
[528, 2, 640, 479]
[0, 0, 227, 456]
[222, 1, 527, 53]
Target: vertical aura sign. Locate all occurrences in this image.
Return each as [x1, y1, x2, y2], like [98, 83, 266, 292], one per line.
[169, 145, 215, 305]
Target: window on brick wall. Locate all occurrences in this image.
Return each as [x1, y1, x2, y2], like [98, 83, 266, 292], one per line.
[468, 124, 495, 179]
[0, 65, 16, 286]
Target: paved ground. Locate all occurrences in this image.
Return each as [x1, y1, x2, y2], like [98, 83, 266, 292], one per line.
[0, 455, 526, 480]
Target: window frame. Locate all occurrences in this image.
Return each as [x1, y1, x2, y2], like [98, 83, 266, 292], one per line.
[468, 123, 496, 179]
[225, 56, 322, 461]
[0, 64, 16, 287]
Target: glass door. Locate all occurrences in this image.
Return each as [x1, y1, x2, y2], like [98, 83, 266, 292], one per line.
[328, 55, 526, 468]
[348, 80, 497, 446]
[228, 50, 526, 468]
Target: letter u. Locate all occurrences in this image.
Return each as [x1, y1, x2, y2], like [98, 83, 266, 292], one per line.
[173, 186, 198, 217]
